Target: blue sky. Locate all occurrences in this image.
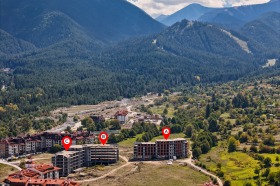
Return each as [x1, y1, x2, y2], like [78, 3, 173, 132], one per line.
[127, 0, 270, 17]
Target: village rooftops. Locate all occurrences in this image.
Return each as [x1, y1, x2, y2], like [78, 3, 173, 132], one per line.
[35, 164, 61, 173]
[4, 176, 80, 186]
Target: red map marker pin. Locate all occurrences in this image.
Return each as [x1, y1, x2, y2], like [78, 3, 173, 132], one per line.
[162, 127, 171, 140]
[99, 132, 108, 145]
[62, 136, 72, 151]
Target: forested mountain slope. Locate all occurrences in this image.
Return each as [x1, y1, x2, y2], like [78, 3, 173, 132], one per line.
[0, 0, 165, 46]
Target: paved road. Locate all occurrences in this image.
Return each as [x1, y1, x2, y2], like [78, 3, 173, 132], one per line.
[180, 152, 223, 186]
[0, 160, 22, 171]
[76, 155, 131, 183]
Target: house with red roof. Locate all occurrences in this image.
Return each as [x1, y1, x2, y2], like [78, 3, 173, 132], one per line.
[115, 110, 129, 124]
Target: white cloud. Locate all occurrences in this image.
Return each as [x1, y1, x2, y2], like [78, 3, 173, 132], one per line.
[127, 0, 270, 17]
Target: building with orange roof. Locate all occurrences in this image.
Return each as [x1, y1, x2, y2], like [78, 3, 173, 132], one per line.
[115, 110, 129, 124]
[4, 175, 80, 186]
[3, 158, 77, 186]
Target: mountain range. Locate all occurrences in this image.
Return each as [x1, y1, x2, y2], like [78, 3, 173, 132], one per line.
[0, 0, 279, 109]
[159, 0, 280, 30]
[0, 0, 165, 47]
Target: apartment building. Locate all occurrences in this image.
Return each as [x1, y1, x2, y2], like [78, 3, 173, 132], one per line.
[52, 144, 119, 176]
[4, 158, 64, 186]
[0, 131, 95, 158]
[133, 142, 156, 160]
[133, 138, 188, 160]
[52, 150, 84, 177]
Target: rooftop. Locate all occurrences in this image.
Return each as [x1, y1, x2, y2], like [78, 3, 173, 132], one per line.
[115, 110, 129, 116]
[4, 177, 80, 186]
[156, 138, 187, 142]
[55, 150, 80, 157]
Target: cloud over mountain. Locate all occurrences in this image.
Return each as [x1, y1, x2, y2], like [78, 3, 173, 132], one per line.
[127, 0, 270, 17]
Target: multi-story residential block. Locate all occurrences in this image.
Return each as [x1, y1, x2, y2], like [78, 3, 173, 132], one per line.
[133, 138, 188, 160]
[52, 150, 84, 177]
[0, 131, 95, 158]
[133, 142, 156, 160]
[52, 144, 119, 176]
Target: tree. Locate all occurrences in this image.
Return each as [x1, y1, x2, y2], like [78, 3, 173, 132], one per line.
[262, 168, 270, 177]
[250, 145, 258, 153]
[129, 130, 136, 138]
[208, 117, 218, 132]
[264, 157, 272, 167]
[228, 137, 238, 153]
[170, 124, 182, 133]
[73, 115, 79, 122]
[193, 147, 202, 159]
[201, 140, 211, 154]
[65, 126, 72, 133]
[110, 119, 121, 130]
[163, 108, 168, 115]
[81, 117, 95, 131]
[50, 144, 62, 153]
[205, 104, 211, 118]
[108, 134, 117, 143]
[19, 160, 26, 169]
[185, 125, 193, 138]
[254, 167, 260, 177]
[263, 135, 275, 146]
[20, 118, 32, 132]
[223, 180, 231, 186]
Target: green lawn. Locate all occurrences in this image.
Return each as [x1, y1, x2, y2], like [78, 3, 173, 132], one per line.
[118, 133, 143, 147]
[150, 104, 175, 118]
[0, 164, 16, 183]
[151, 133, 186, 142]
[261, 153, 280, 164]
[200, 142, 259, 186]
[200, 142, 280, 186]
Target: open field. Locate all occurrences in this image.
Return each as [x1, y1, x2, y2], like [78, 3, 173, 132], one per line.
[118, 134, 144, 148]
[200, 144, 259, 186]
[261, 154, 280, 164]
[82, 163, 210, 186]
[150, 104, 176, 118]
[0, 164, 17, 183]
[118, 133, 186, 147]
[72, 159, 127, 181]
[200, 142, 280, 186]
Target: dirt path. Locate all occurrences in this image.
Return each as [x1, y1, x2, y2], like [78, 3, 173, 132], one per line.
[76, 155, 131, 183]
[76, 152, 223, 185]
[0, 160, 22, 171]
[180, 152, 223, 186]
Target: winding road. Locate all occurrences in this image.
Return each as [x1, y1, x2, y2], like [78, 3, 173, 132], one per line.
[180, 152, 223, 186]
[76, 155, 131, 183]
[0, 160, 22, 171]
